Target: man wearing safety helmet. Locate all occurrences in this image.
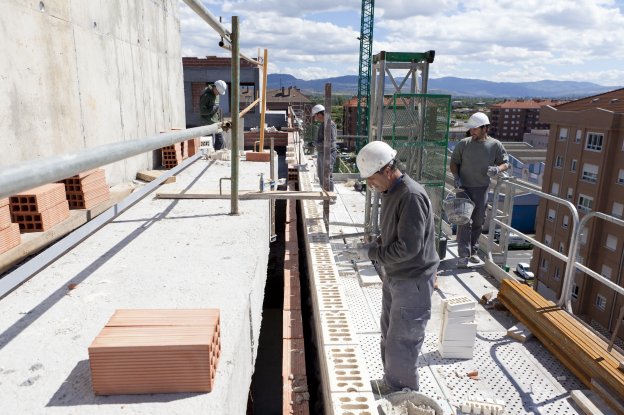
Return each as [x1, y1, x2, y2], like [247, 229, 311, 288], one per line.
[311, 104, 337, 191]
[200, 80, 227, 150]
[353, 140, 440, 395]
[450, 112, 509, 268]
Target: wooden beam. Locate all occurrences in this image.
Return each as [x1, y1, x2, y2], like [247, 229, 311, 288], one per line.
[155, 190, 336, 201]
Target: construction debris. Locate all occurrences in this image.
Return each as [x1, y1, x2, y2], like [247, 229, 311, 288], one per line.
[377, 390, 444, 415]
[460, 396, 506, 414]
[506, 322, 533, 343]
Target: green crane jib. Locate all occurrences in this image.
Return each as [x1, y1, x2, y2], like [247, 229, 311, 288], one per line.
[356, 0, 374, 151]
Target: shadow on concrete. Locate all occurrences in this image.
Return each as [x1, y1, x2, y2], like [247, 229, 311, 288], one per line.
[46, 360, 202, 406]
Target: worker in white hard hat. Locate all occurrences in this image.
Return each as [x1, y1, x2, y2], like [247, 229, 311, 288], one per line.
[450, 112, 509, 268]
[200, 80, 228, 150]
[351, 140, 440, 396]
[311, 104, 337, 192]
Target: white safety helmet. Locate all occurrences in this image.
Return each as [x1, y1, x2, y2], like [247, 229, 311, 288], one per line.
[214, 80, 227, 95]
[466, 112, 490, 128]
[356, 141, 398, 178]
[311, 104, 325, 116]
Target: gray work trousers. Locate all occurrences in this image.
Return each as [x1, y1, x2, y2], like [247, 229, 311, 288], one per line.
[380, 273, 434, 391]
[456, 186, 489, 258]
[316, 148, 337, 192]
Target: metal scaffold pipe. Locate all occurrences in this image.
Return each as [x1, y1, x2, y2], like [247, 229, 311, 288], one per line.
[182, 0, 230, 40]
[0, 124, 221, 200]
[259, 49, 269, 152]
[230, 16, 240, 215]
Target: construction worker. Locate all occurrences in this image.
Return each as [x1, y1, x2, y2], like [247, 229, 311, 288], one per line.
[200, 80, 227, 150]
[351, 140, 440, 395]
[311, 104, 337, 192]
[450, 112, 509, 268]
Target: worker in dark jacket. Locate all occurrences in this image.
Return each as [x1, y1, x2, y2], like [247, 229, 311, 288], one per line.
[352, 140, 440, 395]
[311, 104, 337, 191]
[200, 80, 227, 150]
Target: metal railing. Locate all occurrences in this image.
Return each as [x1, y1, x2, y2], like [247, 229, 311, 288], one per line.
[481, 173, 624, 343]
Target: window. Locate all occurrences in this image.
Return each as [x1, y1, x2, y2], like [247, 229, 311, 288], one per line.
[618, 169, 624, 185]
[575, 130, 582, 143]
[596, 294, 607, 311]
[571, 284, 579, 300]
[578, 194, 593, 212]
[581, 164, 598, 183]
[585, 132, 604, 151]
[562, 215, 569, 229]
[540, 258, 549, 270]
[567, 187, 574, 200]
[601, 264, 613, 280]
[545, 234, 552, 246]
[559, 128, 568, 140]
[554, 267, 561, 280]
[606, 234, 617, 251]
[555, 156, 564, 168]
[558, 242, 565, 253]
[547, 209, 556, 221]
[552, 182, 560, 196]
[613, 202, 624, 218]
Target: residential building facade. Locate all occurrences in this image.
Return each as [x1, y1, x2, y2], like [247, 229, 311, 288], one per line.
[534, 89, 624, 339]
[490, 99, 561, 141]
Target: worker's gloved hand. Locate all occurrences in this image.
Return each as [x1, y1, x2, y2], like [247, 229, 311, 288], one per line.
[453, 175, 463, 189]
[344, 242, 373, 261]
[487, 166, 499, 177]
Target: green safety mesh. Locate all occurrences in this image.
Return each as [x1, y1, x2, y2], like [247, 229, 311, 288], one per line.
[382, 93, 451, 241]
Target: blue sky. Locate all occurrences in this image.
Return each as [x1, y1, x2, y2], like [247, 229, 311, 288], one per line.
[180, 0, 624, 86]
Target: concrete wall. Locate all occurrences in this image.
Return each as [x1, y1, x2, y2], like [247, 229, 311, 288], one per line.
[0, 0, 185, 185]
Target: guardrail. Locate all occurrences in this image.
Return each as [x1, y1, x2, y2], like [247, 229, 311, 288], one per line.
[480, 173, 624, 346]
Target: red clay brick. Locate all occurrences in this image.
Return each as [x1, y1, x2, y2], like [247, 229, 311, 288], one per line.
[245, 151, 271, 162]
[89, 309, 221, 395]
[12, 200, 70, 233]
[0, 198, 8, 208]
[0, 223, 21, 254]
[9, 183, 66, 214]
[0, 205, 11, 230]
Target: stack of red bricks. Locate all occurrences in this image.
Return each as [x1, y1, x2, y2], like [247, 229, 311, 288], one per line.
[0, 198, 20, 254]
[89, 308, 221, 395]
[9, 184, 70, 233]
[58, 169, 110, 209]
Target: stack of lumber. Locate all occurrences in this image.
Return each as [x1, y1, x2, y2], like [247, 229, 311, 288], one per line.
[0, 198, 20, 254]
[9, 183, 69, 232]
[58, 169, 110, 209]
[438, 296, 477, 359]
[498, 280, 624, 411]
[89, 308, 221, 395]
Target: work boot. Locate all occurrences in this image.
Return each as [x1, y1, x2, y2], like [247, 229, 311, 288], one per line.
[370, 378, 401, 397]
[469, 254, 481, 263]
[457, 257, 469, 268]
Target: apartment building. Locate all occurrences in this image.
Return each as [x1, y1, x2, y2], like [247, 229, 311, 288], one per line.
[534, 88, 624, 337]
[490, 99, 560, 141]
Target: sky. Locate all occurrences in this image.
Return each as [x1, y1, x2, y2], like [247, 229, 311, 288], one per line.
[179, 0, 624, 86]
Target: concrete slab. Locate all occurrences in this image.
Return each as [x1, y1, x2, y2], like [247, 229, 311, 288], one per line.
[0, 157, 272, 414]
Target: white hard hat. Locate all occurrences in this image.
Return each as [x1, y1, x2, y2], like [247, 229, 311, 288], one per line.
[356, 141, 398, 178]
[467, 112, 490, 128]
[214, 80, 227, 95]
[311, 104, 325, 115]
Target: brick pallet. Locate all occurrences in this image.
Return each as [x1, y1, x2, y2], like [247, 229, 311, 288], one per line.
[9, 184, 70, 232]
[58, 169, 110, 209]
[498, 280, 624, 410]
[0, 223, 21, 254]
[89, 308, 221, 395]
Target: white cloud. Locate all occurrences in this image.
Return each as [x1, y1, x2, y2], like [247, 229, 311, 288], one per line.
[179, 0, 624, 85]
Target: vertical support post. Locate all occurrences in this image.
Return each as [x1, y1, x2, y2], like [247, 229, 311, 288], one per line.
[270, 136, 275, 239]
[323, 83, 332, 228]
[259, 49, 269, 153]
[230, 16, 240, 215]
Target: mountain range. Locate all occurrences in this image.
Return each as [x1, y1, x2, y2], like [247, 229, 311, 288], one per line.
[268, 74, 619, 99]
